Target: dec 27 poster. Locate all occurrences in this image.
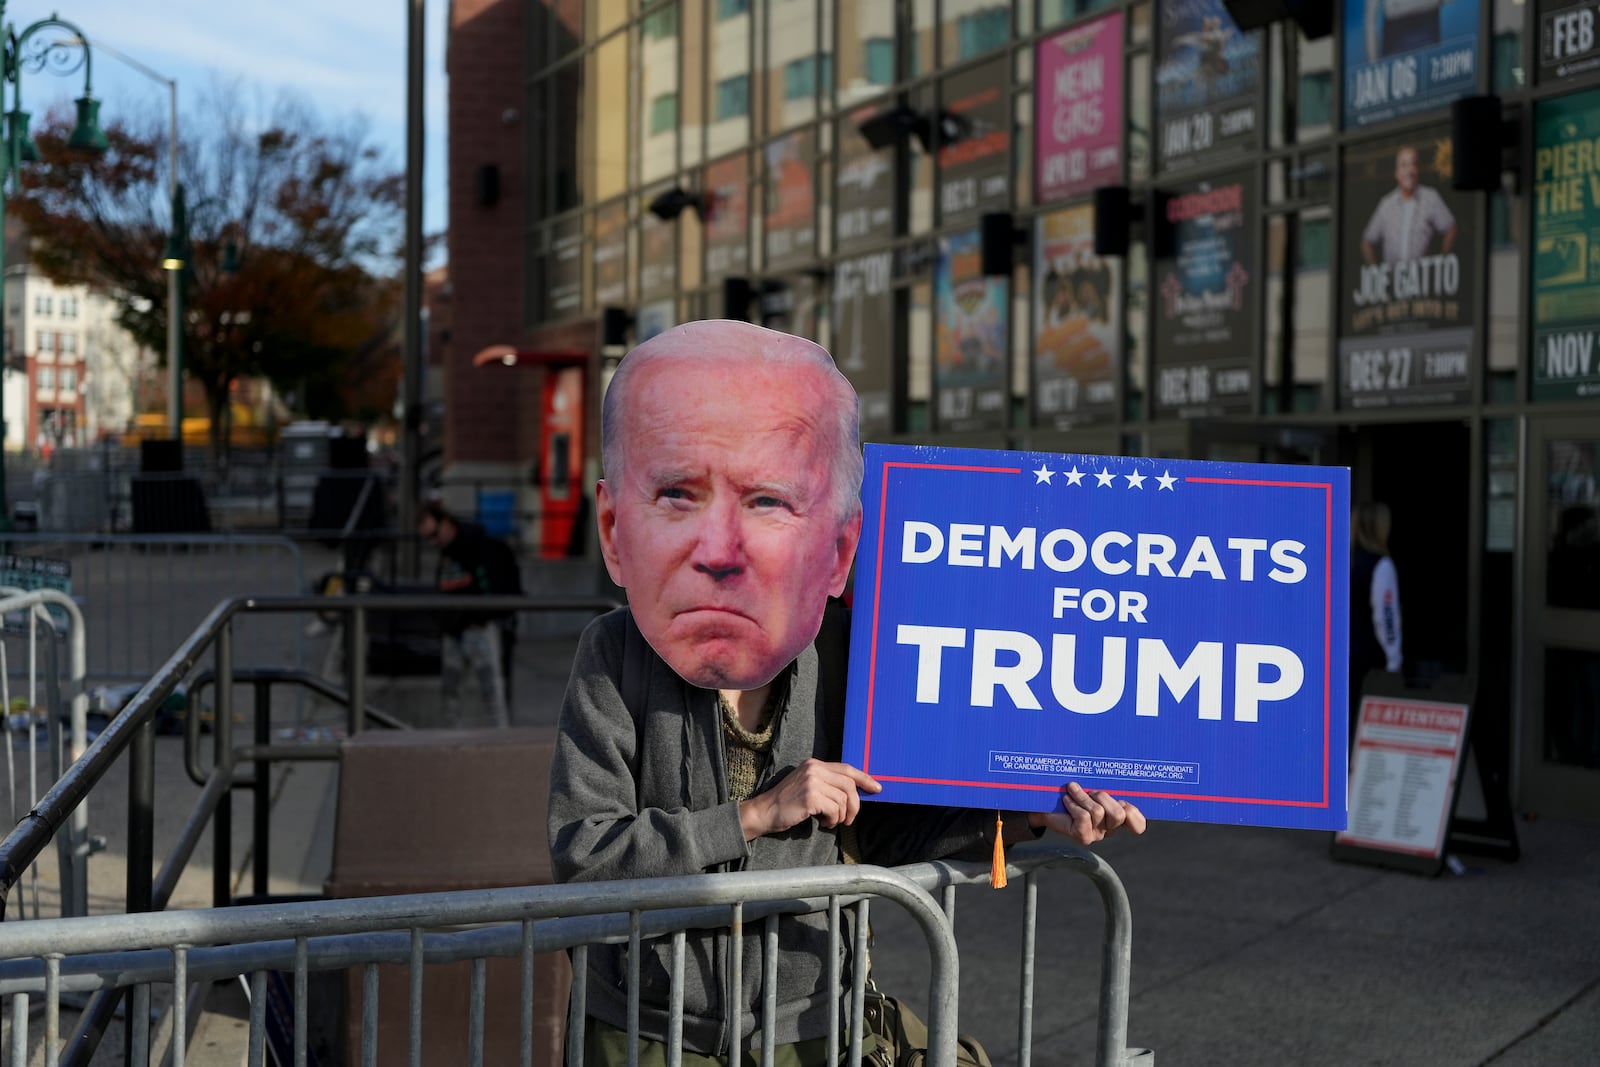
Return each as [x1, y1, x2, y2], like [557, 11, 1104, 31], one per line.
[1339, 130, 1476, 409]
[1343, 0, 1480, 128]
[842, 443, 1350, 831]
[1532, 87, 1600, 400]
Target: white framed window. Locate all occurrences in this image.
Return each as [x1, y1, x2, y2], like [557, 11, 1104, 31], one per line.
[37, 366, 55, 392]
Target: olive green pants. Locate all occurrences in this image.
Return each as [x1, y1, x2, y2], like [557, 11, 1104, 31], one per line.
[582, 1017, 838, 1067]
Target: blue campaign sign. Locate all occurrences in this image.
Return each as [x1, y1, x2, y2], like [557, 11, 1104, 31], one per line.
[842, 443, 1350, 831]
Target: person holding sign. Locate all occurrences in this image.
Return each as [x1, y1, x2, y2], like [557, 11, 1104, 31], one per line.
[547, 320, 1145, 1064]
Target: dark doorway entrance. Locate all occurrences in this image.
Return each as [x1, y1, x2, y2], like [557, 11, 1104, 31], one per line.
[1353, 420, 1472, 682]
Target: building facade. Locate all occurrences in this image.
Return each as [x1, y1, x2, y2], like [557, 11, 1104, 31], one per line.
[446, 0, 1600, 822]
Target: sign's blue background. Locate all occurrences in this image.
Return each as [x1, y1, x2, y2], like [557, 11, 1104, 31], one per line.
[843, 444, 1350, 831]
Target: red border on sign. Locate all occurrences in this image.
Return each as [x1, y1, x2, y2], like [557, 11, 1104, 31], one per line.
[862, 464, 1336, 810]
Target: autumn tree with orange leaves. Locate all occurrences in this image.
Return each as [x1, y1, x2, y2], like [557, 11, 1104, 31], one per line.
[11, 93, 405, 458]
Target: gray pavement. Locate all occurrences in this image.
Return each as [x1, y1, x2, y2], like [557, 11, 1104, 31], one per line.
[5, 596, 1598, 1065]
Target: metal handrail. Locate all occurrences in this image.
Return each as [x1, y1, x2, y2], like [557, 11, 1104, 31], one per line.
[0, 593, 620, 919]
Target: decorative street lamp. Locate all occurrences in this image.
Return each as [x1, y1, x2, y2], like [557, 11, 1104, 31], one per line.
[0, 3, 107, 522]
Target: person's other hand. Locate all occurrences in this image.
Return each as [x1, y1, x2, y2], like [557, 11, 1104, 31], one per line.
[739, 759, 880, 841]
[1028, 782, 1147, 845]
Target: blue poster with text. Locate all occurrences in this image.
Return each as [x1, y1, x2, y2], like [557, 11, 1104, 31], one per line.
[843, 444, 1350, 831]
[1342, 0, 1480, 128]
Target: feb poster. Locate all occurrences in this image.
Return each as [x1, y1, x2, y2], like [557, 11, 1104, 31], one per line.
[1035, 13, 1125, 202]
[1034, 204, 1120, 427]
[1532, 88, 1600, 400]
[1343, 0, 1480, 128]
[843, 443, 1350, 830]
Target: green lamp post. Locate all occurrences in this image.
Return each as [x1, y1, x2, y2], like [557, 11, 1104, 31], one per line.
[0, 4, 108, 524]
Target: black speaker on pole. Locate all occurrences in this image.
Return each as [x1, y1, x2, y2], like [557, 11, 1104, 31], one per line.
[602, 306, 633, 346]
[1149, 190, 1177, 260]
[1452, 95, 1505, 192]
[1221, 0, 1332, 38]
[1093, 187, 1132, 257]
[723, 276, 753, 320]
[980, 212, 1018, 276]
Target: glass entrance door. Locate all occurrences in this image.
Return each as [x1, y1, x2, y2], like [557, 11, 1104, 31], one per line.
[1520, 419, 1600, 823]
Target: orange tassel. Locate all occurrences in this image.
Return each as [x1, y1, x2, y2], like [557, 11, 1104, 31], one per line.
[990, 810, 1007, 889]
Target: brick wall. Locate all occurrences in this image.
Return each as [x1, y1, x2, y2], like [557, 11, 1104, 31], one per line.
[445, 0, 529, 467]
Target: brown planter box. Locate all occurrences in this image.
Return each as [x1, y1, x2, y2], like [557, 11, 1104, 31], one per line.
[327, 727, 569, 1065]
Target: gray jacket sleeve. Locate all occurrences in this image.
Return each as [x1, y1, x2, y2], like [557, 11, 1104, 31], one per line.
[547, 613, 750, 884]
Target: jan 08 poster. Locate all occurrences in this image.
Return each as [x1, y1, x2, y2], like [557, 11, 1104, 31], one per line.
[1342, 0, 1480, 128]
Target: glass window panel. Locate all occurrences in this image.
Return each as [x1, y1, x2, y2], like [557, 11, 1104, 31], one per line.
[1130, 52, 1150, 183]
[682, 0, 707, 165]
[709, 3, 753, 155]
[1547, 440, 1600, 610]
[908, 84, 936, 235]
[820, 0, 836, 114]
[1268, 24, 1288, 150]
[1263, 210, 1331, 413]
[1492, 0, 1524, 92]
[1544, 647, 1600, 768]
[593, 0, 628, 38]
[1132, 1, 1151, 46]
[1297, 31, 1333, 141]
[1014, 88, 1032, 207]
[838, 0, 898, 108]
[943, 1, 1010, 63]
[529, 76, 552, 216]
[1488, 186, 1520, 403]
[554, 63, 585, 211]
[908, 279, 934, 431]
[591, 35, 631, 203]
[551, 0, 585, 63]
[912, 0, 935, 77]
[769, 1, 821, 130]
[1040, 0, 1117, 30]
[1125, 237, 1147, 421]
[719, 0, 750, 17]
[640, 4, 681, 184]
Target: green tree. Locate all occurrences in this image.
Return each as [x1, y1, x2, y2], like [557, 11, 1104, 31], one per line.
[12, 92, 405, 457]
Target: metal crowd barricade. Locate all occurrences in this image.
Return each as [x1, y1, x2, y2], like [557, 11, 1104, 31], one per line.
[0, 533, 307, 685]
[0, 589, 90, 922]
[0, 847, 1149, 1067]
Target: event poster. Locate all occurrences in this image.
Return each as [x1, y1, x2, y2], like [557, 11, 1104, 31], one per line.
[1034, 204, 1120, 427]
[765, 130, 817, 271]
[546, 216, 583, 320]
[1339, 131, 1476, 409]
[833, 251, 896, 438]
[837, 103, 897, 254]
[842, 442, 1350, 830]
[934, 229, 1009, 433]
[938, 58, 1012, 227]
[1153, 172, 1257, 416]
[1035, 13, 1125, 202]
[1342, 0, 1480, 128]
[593, 200, 628, 308]
[1533, 88, 1600, 400]
[1154, 0, 1260, 173]
[639, 187, 678, 301]
[1539, 0, 1600, 82]
[703, 153, 749, 281]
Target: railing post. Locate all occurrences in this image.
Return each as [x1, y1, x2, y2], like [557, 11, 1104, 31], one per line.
[213, 621, 234, 909]
[253, 678, 272, 902]
[348, 605, 367, 736]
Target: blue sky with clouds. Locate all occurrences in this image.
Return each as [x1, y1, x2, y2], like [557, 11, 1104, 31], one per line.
[9, 0, 448, 243]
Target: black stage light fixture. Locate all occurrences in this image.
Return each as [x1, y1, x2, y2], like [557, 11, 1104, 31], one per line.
[723, 276, 754, 321]
[1093, 186, 1135, 257]
[1452, 95, 1516, 192]
[857, 105, 923, 150]
[602, 306, 634, 347]
[980, 212, 1029, 276]
[648, 186, 708, 221]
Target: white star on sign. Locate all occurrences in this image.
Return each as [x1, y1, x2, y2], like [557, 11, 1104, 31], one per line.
[1064, 466, 1085, 486]
[1095, 467, 1115, 487]
[1157, 470, 1177, 491]
[1125, 471, 1147, 489]
[1034, 464, 1055, 485]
